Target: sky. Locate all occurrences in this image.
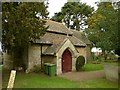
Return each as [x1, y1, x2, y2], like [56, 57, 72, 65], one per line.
[47, 0, 100, 18]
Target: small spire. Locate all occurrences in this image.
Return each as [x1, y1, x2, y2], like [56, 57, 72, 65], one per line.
[62, 19, 65, 25]
[67, 34, 69, 37]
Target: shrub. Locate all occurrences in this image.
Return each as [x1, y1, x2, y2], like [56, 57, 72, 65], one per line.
[76, 56, 85, 71]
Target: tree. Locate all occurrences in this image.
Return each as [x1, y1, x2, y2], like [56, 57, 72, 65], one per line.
[2, 2, 48, 67]
[0, 2, 1, 41]
[0, 12, 1, 41]
[114, 1, 120, 57]
[86, 2, 119, 59]
[51, 1, 94, 30]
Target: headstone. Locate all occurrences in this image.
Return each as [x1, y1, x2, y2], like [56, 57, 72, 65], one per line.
[7, 70, 16, 89]
[104, 64, 118, 82]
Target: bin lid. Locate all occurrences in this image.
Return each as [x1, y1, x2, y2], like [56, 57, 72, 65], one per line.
[46, 63, 55, 66]
[44, 63, 50, 65]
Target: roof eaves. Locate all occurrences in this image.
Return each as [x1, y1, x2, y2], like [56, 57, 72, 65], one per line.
[32, 38, 53, 45]
[42, 53, 55, 56]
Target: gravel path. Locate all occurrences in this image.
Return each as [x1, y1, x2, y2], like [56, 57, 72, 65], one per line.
[59, 70, 105, 81]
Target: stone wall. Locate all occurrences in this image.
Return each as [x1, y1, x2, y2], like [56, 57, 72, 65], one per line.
[42, 55, 56, 64]
[76, 47, 86, 57]
[3, 52, 13, 69]
[76, 47, 87, 63]
[85, 45, 91, 61]
[27, 44, 42, 72]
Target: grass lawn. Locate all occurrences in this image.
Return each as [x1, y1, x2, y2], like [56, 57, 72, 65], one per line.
[2, 71, 118, 88]
[2, 61, 119, 88]
[82, 63, 103, 71]
[82, 61, 119, 71]
[14, 72, 80, 88]
[77, 77, 118, 88]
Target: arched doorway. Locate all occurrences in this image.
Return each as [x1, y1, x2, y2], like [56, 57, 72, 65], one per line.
[62, 49, 72, 73]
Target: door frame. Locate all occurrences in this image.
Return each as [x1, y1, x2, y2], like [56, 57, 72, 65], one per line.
[62, 48, 72, 73]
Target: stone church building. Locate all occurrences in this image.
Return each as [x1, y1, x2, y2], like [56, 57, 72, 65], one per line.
[22, 20, 91, 75]
[3, 20, 91, 75]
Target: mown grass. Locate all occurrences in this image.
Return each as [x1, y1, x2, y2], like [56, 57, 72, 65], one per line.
[77, 77, 118, 88]
[12, 72, 118, 88]
[82, 63, 103, 71]
[2, 61, 119, 88]
[14, 72, 80, 88]
[3, 70, 118, 88]
[82, 61, 119, 71]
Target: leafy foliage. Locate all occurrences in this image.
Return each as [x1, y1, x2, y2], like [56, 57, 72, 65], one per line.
[76, 56, 85, 71]
[0, 12, 1, 41]
[86, 2, 119, 54]
[2, 2, 48, 53]
[2, 2, 49, 67]
[51, 1, 94, 30]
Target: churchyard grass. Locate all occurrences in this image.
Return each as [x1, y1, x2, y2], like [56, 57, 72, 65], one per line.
[14, 72, 118, 88]
[2, 61, 118, 88]
[82, 60, 118, 71]
[2, 70, 118, 88]
[82, 63, 103, 71]
[77, 77, 118, 88]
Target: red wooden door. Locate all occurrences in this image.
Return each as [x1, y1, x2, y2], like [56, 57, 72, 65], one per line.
[62, 49, 72, 73]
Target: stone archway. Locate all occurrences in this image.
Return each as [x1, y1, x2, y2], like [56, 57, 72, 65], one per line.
[62, 49, 72, 73]
[56, 39, 79, 75]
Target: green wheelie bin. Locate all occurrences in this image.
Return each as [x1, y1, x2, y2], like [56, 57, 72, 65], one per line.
[44, 63, 49, 75]
[48, 64, 56, 76]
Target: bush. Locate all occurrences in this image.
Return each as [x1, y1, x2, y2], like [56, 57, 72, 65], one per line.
[76, 56, 85, 71]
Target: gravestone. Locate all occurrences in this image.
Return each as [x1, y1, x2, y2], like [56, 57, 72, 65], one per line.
[7, 70, 16, 89]
[104, 64, 118, 82]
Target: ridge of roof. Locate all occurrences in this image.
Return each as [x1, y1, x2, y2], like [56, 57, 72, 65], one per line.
[46, 20, 73, 35]
[47, 20, 63, 25]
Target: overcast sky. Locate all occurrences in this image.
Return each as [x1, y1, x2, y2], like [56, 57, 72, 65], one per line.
[47, 0, 100, 18]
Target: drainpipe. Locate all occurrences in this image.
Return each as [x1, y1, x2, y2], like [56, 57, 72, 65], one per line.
[41, 45, 43, 71]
